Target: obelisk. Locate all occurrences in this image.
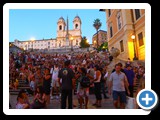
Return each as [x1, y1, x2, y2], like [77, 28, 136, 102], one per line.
[66, 16, 69, 47]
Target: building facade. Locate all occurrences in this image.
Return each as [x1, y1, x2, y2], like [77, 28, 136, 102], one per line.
[102, 9, 145, 61]
[13, 16, 82, 50]
[9, 42, 23, 53]
[92, 30, 107, 48]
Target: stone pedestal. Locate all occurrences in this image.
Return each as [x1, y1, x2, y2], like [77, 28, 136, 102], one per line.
[110, 48, 120, 58]
[65, 39, 70, 47]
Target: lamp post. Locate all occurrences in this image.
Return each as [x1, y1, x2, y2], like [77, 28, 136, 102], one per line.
[70, 37, 73, 51]
[94, 40, 96, 49]
[86, 39, 89, 52]
[131, 35, 138, 60]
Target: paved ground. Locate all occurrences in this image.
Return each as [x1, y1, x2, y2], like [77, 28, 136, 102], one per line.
[10, 93, 115, 109]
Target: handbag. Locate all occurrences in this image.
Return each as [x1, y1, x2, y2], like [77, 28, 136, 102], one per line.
[125, 96, 137, 109]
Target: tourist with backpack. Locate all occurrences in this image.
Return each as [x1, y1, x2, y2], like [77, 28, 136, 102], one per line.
[77, 67, 90, 109]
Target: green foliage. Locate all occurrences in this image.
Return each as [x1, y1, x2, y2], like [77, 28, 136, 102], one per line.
[93, 19, 102, 30]
[80, 36, 90, 48]
[97, 42, 108, 51]
[93, 19, 102, 48]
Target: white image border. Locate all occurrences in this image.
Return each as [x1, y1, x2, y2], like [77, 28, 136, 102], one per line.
[3, 3, 151, 115]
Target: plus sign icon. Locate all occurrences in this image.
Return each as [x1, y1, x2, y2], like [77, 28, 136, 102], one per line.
[137, 89, 158, 110]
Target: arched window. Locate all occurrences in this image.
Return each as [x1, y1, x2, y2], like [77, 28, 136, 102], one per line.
[75, 24, 78, 29]
[59, 25, 62, 30]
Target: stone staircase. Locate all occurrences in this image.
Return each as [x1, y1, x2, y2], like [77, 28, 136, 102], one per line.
[9, 80, 30, 95]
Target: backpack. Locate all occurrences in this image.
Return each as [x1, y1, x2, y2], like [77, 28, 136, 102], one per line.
[80, 76, 90, 88]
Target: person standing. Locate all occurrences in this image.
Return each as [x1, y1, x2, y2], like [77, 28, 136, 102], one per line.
[124, 65, 135, 97]
[77, 67, 90, 109]
[100, 67, 109, 99]
[43, 68, 51, 106]
[50, 64, 60, 100]
[92, 65, 102, 107]
[108, 64, 130, 109]
[58, 60, 74, 109]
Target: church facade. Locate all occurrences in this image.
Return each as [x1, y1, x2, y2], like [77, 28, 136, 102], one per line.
[12, 16, 82, 50]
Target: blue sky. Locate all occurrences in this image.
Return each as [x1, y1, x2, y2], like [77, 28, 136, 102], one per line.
[9, 9, 107, 44]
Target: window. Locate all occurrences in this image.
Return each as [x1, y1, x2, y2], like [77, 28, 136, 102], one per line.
[117, 12, 122, 30]
[138, 32, 144, 47]
[75, 24, 78, 29]
[135, 9, 141, 20]
[120, 40, 124, 52]
[110, 25, 113, 38]
[41, 44, 43, 46]
[59, 25, 62, 30]
[48, 42, 50, 45]
[108, 9, 111, 17]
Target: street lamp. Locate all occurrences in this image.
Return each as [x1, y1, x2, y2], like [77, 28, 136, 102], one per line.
[86, 39, 89, 52]
[9, 43, 12, 47]
[70, 37, 73, 51]
[94, 40, 97, 49]
[131, 35, 138, 60]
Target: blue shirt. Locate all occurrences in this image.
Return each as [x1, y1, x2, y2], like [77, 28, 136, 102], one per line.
[124, 69, 135, 86]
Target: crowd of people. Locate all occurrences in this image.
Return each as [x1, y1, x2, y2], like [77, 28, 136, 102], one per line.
[9, 51, 145, 109]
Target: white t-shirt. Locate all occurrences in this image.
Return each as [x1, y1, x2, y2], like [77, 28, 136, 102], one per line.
[52, 67, 59, 80]
[50, 68, 53, 74]
[82, 60, 86, 65]
[104, 72, 108, 79]
[16, 103, 25, 109]
[68, 55, 71, 60]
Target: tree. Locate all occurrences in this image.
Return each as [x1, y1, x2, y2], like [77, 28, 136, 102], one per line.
[97, 42, 108, 51]
[80, 36, 90, 48]
[93, 19, 102, 48]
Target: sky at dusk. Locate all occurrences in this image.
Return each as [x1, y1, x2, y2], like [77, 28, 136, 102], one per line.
[9, 9, 107, 44]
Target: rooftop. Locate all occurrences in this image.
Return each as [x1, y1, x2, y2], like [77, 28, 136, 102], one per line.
[92, 30, 107, 37]
[14, 38, 57, 42]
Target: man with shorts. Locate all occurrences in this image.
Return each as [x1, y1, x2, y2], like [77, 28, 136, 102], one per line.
[108, 64, 130, 109]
